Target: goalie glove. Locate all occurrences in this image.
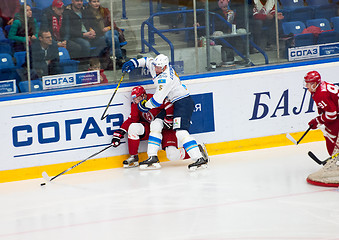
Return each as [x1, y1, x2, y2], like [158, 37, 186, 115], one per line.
[163, 116, 173, 129]
[111, 129, 126, 147]
[121, 58, 138, 73]
[138, 99, 150, 113]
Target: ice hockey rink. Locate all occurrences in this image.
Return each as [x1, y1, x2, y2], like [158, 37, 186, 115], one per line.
[1, 141, 339, 240]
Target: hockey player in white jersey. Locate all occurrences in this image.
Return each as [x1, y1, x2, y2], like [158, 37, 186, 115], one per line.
[122, 54, 209, 170]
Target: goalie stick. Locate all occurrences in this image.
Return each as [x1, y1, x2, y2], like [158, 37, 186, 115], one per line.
[286, 125, 312, 145]
[101, 72, 126, 120]
[41, 144, 112, 184]
[308, 151, 339, 165]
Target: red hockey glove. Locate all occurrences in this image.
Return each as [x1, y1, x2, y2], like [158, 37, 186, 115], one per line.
[111, 129, 126, 147]
[308, 118, 319, 130]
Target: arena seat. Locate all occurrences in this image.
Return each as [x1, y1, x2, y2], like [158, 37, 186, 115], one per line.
[282, 21, 315, 47]
[280, 0, 305, 9]
[306, 18, 332, 31]
[58, 47, 79, 73]
[14, 51, 26, 68]
[18, 80, 43, 92]
[34, 0, 53, 10]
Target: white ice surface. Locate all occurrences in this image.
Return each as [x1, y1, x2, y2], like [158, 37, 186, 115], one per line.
[1, 141, 339, 240]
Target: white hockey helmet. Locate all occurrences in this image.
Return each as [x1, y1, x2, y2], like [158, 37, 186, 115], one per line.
[153, 54, 169, 69]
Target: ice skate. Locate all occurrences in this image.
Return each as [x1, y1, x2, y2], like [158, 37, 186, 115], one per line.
[188, 157, 208, 171]
[198, 143, 210, 163]
[307, 157, 339, 187]
[139, 156, 161, 170]
[123, 155, 139, 168]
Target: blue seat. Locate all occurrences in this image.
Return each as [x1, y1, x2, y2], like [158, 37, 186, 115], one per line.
[306, 18, 332, 31]
[294, 33, 316, 46]
[282, 21, 307, 35]
[307, 19, 337, 44]
[280, 0, 305, 9]
[317, 31, 338, 44]
[58, 47, 79, 73]
[0, 53, 15, 69]
[0, 27, 9, 43]
[331, 16, 339, 32]
[19, 79, 43, 92]
[287, 7, 314, 23]
[0, 42, 12, 55]
[305, 0, 330, 6]
[34, 0, 53, 10]
[19, 0, 33, 7]
[313, 4, 337, 22]
[0, 53, 20, 82]
[14, 51, 27, 67]
[282, 21, 315, 47]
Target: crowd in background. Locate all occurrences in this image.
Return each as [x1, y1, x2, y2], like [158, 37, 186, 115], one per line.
[0, 0, 126, 86]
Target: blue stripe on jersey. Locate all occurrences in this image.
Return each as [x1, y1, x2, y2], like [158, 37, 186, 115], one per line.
[158, 79, 166, 84]
[149, 97, 161, 108]
[148, 136, 161, 147]
[183, 140, 198, 152]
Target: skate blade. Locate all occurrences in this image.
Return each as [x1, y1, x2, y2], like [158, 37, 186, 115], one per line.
[188, 163, 208, 172]
[123, 162, 139, 168]
[139, 163, 161, 170]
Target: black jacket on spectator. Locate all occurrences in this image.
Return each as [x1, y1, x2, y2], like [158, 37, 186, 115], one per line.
[31, 39, 61, 77]
[62, 5, 89, 40]
[40, 7, 66, 42]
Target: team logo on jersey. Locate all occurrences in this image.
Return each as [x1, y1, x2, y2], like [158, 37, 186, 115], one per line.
[142, 112, 155, 123]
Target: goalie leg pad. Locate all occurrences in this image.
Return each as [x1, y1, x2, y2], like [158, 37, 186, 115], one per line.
[307, 155, 339, 187]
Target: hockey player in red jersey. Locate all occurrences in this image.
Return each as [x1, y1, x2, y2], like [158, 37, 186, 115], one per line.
[111, 86, 189, 168]
[304, 71, 339, 187]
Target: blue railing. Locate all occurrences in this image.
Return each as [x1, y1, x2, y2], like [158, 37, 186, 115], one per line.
[141, 9, 268, 67]
[121, 0, 127, 19]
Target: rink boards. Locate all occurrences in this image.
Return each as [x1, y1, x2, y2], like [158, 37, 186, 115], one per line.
[1, 59, 338, 183]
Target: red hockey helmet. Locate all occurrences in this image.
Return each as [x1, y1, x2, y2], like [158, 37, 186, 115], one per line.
[131, 86, 146, 100]
[304, 71, 321, 84]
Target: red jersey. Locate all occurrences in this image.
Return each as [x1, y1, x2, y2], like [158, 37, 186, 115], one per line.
[120, 93, 173, 132]
[312, 81, 339, 126]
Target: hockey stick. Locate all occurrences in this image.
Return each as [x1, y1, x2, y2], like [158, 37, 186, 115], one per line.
[308, 151, 339, 165]
[100, 72, 126, 120]
[41, 144, 112, 185]
[286, 125, 312, 145]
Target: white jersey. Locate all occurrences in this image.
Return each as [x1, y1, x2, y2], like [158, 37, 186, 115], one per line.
[137, 57, 190, 109]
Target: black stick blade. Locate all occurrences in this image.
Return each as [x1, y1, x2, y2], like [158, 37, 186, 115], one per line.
[308, 151, 324, 165]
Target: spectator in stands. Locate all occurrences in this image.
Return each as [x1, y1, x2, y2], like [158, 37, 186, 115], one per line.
[185, 0, 216, 45]
[212, 0, 236, 65]
[62, 0, 107, 70]
[41, 0, 82, 60]
[251, 0, 284, 51]
[31, 29, 61, 77]
[84, 0, 126, 69]
[0, 0, 21, 27]
[8, 5, 38, 52]
[88, 57, 108, 83]
[160, 0, 180, 29]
